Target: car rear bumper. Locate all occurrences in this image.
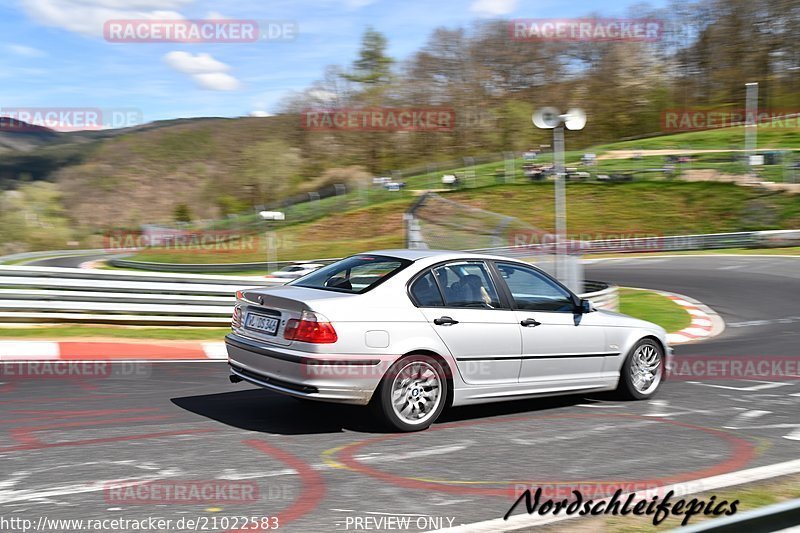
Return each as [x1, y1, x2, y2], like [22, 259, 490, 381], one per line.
[225, 333, 387, 405]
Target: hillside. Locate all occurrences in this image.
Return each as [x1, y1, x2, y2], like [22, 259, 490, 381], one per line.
[0, 117, 60, 152]
[1, 113, 380, 229]
[130, 181, 800, 264]
[1, 112, 798, 256]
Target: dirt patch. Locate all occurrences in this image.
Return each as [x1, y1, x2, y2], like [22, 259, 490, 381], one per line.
[679, 169, 799, 194]
[598, 149, 748, 160]
[680, 169, 749, 183]
[294, 207, 404, 242]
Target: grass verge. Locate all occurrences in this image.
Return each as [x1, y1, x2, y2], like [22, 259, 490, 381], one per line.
[0, 325, 229, 341]
[618, 288, 691, 333]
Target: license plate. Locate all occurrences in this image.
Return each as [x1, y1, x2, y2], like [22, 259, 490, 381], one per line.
[244, 313, 279, 336]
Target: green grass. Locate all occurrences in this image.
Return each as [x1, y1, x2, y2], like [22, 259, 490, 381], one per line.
[619, 288, 691, 333]
[0, 325, 229, 340]
[598, 123, 800, 151]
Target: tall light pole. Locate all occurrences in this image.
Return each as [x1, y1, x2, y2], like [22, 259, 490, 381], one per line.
[532, 107, 586, 287]
[259, 210, 285, 273]
[745, 82, 758, 181]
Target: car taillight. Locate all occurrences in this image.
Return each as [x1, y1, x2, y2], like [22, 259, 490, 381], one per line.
[284, 311, 337, 344]
[232, 305, 242, 329]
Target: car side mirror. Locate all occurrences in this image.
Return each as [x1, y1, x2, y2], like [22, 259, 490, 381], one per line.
[578, 299, 593, 313]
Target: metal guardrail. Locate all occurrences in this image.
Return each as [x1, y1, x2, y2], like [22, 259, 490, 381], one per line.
[670, 497, 800, 532]
[0, 266, 279, 327]
[583, 281, 619, 312]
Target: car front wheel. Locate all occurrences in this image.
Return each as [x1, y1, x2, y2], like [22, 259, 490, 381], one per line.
[617, 338, 664, 400]
[375, 354, 448, 432]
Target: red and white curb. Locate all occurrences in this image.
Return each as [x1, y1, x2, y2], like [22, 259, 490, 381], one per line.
[625, 288, 725, 345]
[0, 341, 227, 362]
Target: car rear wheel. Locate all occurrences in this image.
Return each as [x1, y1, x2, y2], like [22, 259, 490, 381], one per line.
[375, 354, 447, 432]
[617, 338, 664, 400]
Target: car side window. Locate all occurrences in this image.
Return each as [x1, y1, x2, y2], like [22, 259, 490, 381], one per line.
[432, 262, 501, 309]
[409, 271, 444, 307]
[496, 262, 575, 312]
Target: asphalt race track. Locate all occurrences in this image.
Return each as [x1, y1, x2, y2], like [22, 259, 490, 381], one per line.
[25, 253, 114, 269]
[1, 256, 799, 532]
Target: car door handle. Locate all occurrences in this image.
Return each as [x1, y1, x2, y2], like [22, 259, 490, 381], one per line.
[433, 316, 459, 326]
[520, 318, 541, 327]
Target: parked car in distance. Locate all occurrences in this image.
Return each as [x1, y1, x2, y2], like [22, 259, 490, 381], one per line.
[227, 250, 670, 431]
[385, 181, 405, 192]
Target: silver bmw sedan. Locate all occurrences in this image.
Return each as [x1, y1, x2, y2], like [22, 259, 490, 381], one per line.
[226, 250, 670, 431]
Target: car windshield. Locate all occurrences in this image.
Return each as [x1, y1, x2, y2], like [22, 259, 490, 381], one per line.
[291, 254, 411, 293]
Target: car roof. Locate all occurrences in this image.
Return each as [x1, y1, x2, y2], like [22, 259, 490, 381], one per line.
[362, 249, 513, 262]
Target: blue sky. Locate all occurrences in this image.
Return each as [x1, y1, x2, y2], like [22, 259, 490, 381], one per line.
[1, 0, 666, 127]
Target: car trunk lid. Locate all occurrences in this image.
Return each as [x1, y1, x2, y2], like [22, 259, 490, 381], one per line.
[235, 285, 354, 346]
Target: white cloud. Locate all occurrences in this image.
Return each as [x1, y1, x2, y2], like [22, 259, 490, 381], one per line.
[164, 51, 229, 75]
[248, 110, 273, 117]
[469, 0, 518, 16]
[6, 44, 47, 57]
[19, 0, 190, 37]
[193, 72, 241, 91]
[163, 51, 241, 91]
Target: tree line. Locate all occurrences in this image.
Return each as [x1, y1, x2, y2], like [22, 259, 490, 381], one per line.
[278, 0, 799, 173]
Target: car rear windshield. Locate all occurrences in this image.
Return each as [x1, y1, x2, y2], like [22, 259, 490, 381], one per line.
[290, 254, 412, 293]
